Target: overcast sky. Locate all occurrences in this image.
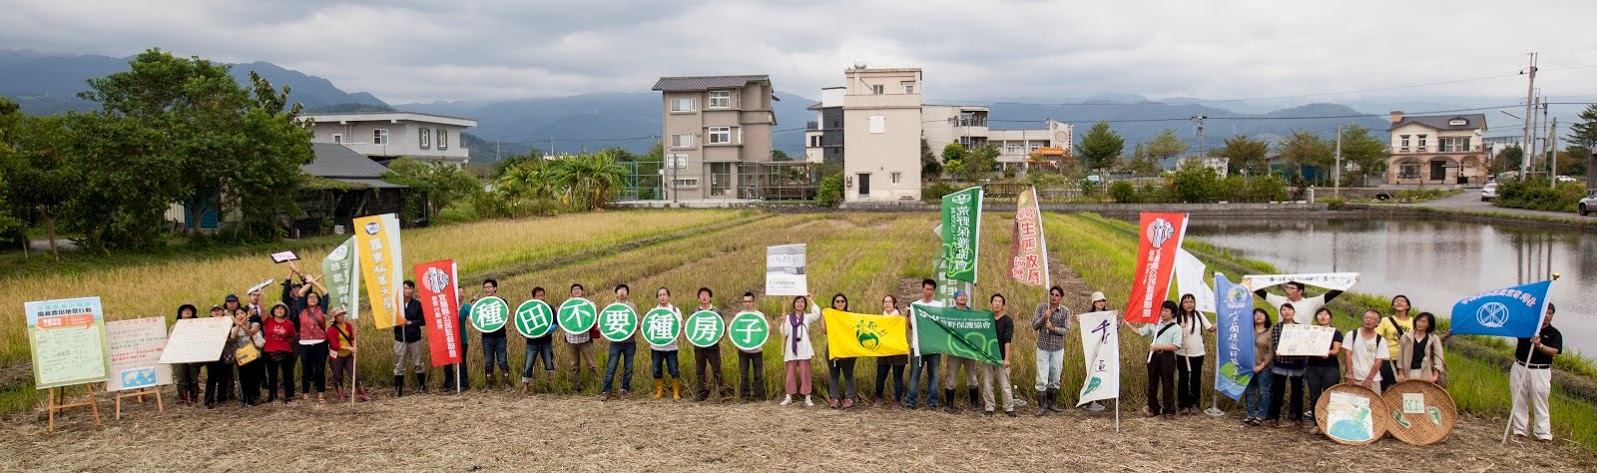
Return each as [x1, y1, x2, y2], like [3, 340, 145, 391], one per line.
[3, 0, 1595, 105]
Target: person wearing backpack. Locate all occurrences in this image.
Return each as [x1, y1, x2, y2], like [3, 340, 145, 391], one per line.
[1345, 310, 1391, 394]
[1126, 300, 1183, 419]
[1373, 295, 1415, 392]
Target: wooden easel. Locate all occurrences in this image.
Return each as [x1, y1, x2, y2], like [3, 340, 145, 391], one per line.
[47, 384, 102, 433]
[113, 386, 163, 420]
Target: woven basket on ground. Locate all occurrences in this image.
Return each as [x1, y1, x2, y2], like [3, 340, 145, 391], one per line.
[1380, 379, 1458, 446]
[1315, 383, 1391, 446]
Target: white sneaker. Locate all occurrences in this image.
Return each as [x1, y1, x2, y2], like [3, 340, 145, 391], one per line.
[803, 395, 814, 407]
[780, 394, 793, 406]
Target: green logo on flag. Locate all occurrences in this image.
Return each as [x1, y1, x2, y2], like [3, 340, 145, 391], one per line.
[598, 303, 639, 342]
[514, 299, 555, 338]
[640, 307, 681, 346]
[727, 311, 769, 351]
[911, 304, 1002, 364]
[557, 298, 597, 335]
[470, 296, 510, 333]
[685, 310, 726, 348]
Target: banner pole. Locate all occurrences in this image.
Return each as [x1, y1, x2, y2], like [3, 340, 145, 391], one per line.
[1502, 342, 1536, 444]
[1115, 397, 1120, 433]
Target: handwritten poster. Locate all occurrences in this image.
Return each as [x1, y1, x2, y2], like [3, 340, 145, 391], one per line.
[1275, 324, 1338, 357]
[25, 297, 109, 389]
[105, 317, 173, 391]
[765, 244, 807, 296]
[158, 317, 233, 364]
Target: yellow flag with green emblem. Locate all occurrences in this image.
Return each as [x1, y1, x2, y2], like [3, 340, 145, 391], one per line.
[822, 309, 910, 359]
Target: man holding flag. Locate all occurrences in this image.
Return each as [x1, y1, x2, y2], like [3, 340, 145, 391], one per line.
[1449, 279, 1560, 441]
[1513, 304, 1562, 441]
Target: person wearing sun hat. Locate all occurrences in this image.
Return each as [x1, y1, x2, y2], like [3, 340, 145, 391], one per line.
[1081, 291, 1110, 412]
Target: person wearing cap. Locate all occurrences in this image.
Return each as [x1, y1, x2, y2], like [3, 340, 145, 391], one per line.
[1032, 286, 1072, 416]
[1080, 292, 1111, 412]
[327, 307, 369, 402]
[943, 290, 980, 414]
[394, 280, 427, 397]
[203, 299, 239, 408]
[263, 302, 299, 403]
[904, 279, 942, 410]
[1511, 303, 1562, 441]
[231, 297, 266, 407]
[172, 304, 202, 407]
[1126, 300, 1183, 419]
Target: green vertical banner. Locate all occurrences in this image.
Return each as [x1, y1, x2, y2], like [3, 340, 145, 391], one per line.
[941, 186, 983, 284]
[909, 304, 1002, 364]
[321, 237, 360, 320]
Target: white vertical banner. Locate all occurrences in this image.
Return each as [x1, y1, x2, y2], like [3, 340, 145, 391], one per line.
[1175, 249, 1215, 314]
[1077, 310, 1121, 405]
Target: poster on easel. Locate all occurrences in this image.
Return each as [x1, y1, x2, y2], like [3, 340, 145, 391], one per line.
[105, 317, 172, 392]
[25, 297, 110, 389]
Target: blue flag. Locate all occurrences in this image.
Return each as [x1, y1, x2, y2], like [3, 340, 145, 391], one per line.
[1449, 280, 1552, 338]
[1212, 273, 1256, 400]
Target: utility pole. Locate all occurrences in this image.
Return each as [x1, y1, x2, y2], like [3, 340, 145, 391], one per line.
[496, 140, 501, 161]
[1334, 124, 1343, 198]
[1191, 115, 1207, 170]
[549, 137, 555, 156]
[1520, 52, 1538, 179]
[1549, 117, 1559, 187]
[1529, 93, 1541, 177]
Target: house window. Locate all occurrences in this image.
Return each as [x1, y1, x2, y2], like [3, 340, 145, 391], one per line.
[808, 135, 821, 148]
[373, 129, 389, 145]
[671, 134, 697, 149]
[670, 98, 697, 113]
[437, 130, 448, 150]
[1007, 143, 1024, 154]
[871, 84, 885, 95]
[902, 81, 915, 94]
[1029, 143, 1041, 152]
[1399, 162, 1420, 178]
[1417, 135, 1428, 150]
[1449, 118, 1468, 126]
[891, 172, 902, 184]
[666, 154, 688, 169]
[708, 91, 731, 109]
[673, 178, 699, 188]
[1441, 137, 1470, 152]
[332, 134, 342, 144]
[708, 127, 732, 144]
[868, 115, 885, 134]
[419, 128, 431, 149]
[1399, 135, 1409, 150]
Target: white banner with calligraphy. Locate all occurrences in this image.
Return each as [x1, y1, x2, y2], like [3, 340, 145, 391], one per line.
[1077, 310, 1121, 405]
[1244, 272, 1361, 292]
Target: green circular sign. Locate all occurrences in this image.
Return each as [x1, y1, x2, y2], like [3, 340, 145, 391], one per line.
[597, 303, 639, 342]
[470, 296, 510, 333]
[727, 311, 769, 351]
[557, 298, 597, 335]
[685, 310, 726, 348]
[640, 307, 681, 346]
[514, 299, 556, 338]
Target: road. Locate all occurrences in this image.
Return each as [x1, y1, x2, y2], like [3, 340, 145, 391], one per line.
[1405, 189, 1592, 221]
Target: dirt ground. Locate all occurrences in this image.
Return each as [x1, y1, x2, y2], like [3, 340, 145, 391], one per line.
[3, 389, 1590, 472]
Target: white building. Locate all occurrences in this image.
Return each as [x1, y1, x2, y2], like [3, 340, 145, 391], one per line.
[300, 112, 477, 166]
[842, 65, 923, 203]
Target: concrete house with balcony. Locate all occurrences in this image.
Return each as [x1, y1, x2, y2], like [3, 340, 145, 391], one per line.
[804, 87, 845, 165]
[919, 105, 1073, 176]
[923, 104, 990, 155]
[651, 75, 777, 200]
[841, 65, 923, 203]
[1386, 111, 1488, 186]
[301, 112, 477, 166]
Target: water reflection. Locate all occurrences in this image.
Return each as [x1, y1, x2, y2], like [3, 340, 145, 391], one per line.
[1186, 217, 1593, 355]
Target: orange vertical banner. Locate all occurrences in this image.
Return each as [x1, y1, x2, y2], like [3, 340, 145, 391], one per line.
[1126, 212, 1188, 324]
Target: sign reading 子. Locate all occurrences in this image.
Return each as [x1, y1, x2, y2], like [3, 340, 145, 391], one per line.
[727, 311, 769, 351]
[558, 298, 597, 335]
[470, 296, 510, 333]
[685, 310, 726, 348]
[640, 307, 681, 346]
[599, 303, 640, 342]
[515, 299, 556, 339]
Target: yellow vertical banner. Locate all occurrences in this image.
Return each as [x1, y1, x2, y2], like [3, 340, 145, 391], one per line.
[352, 213, 403, 329]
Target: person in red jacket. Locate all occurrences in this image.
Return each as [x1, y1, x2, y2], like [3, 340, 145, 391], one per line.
[263, 302, 299, 404]
[327, 307, 369, 402]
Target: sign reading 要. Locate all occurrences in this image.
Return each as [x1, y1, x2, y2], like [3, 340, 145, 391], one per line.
[26, 297, 110, 389]
[765, 244, 807, 296]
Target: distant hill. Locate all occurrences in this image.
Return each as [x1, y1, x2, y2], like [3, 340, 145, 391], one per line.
[0, 50, 388, 115]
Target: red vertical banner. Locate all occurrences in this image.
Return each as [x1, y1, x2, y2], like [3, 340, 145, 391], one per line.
[415, 259, 463, 366]
[1126, 212, 1189, 324]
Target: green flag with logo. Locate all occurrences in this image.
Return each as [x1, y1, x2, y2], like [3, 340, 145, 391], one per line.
[940, 186, 983, 284]
[910, 304, 1002, 364]
[320, 237, 360, 320]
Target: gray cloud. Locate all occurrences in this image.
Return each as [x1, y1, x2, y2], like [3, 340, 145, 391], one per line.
[1, 0, 1593, 104]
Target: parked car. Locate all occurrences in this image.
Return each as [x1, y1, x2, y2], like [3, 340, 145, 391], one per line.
[1481, 183, 1499, 201]
[1554, 175, 1578, 184]
[1580, 190, 1596, 216]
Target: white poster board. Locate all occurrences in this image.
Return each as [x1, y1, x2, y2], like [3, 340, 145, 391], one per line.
[1275, 324, 1338, 357]
[157, 317, 233, 364]
[765, 244, 808, 296]
[105, 317, 173, 391]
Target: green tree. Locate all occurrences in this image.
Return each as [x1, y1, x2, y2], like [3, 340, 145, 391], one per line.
[1277, 130, 1333, 182]
[1557, 146, 1588, 177]
[2, 113, 73, 258]
[1493, 145, 1524, 174]
[0, 98, 23, 247]
[771, 149, 792, 161]
[1215, 134, 1269, 176]
[1121, 143, 1159, 176]
[1338, 125, 1390, 186]
[492, 150, 545, 178]
[960, 144, 1000, 182]
[921, 137, 941, 179]
[1567, 104, 1597, 150]
[1076, 122, 1124, 172]
[546, 151, 627, 210]
[384, 158, 484, 222]
[1144, 129, 1189, 166]
[941, 143, 967, 181]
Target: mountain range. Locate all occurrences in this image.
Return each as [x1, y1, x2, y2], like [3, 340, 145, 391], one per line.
[2, 51, 1566, 164]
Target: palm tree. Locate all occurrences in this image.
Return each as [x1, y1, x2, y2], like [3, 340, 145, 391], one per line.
[548, 151, 626, 210]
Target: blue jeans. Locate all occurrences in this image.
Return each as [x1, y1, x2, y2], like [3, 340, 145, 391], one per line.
[522, 341, 555, 379]
[873, 363, 906, 402]
[651, 349, 681, 379]
[482, 335, 509, 372]
[602, 342, 636, 393]
[905, 353, 941, 408]
[1243, 370, 1273, 419]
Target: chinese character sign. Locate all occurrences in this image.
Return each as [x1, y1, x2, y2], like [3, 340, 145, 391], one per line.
[940, 186, 984, 284]
[1126, 212, 1188, 324]
[414, 259, 462, 366]
[1076, 310, 1120, 406]
[353, 213, 403, 329]
[685, 310, 726, 348]
[1212, 273, 1255, 400]
[321, 237, 361, 320]
[25, 297, 109, 389]
[1008, 186, 1049, 288]
[515, 299, 556, 339]
[727, 312, 769, 351]
[765, 244, 808, 296]
[105, 316, 171, 392]
[1242, 272, 1361, 292]
[933, 253, 972, 307]
[558, 298, 598, 335]
[640, 307, 680, 346]
[601, 303, 642, 343]
[470, 297, 510, 333]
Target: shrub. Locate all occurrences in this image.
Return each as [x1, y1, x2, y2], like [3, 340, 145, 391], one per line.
[1323, 197, 1347, 210]
[817, 173, 845, 208]
[1109, 181, 1136, 203]
[921, 181, 957, 203]
[1496, 178, 1584, 212]
[1168, 165, 1221, 203]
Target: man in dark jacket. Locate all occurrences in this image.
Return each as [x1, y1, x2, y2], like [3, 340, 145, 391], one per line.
[394, 280, 427, 396]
